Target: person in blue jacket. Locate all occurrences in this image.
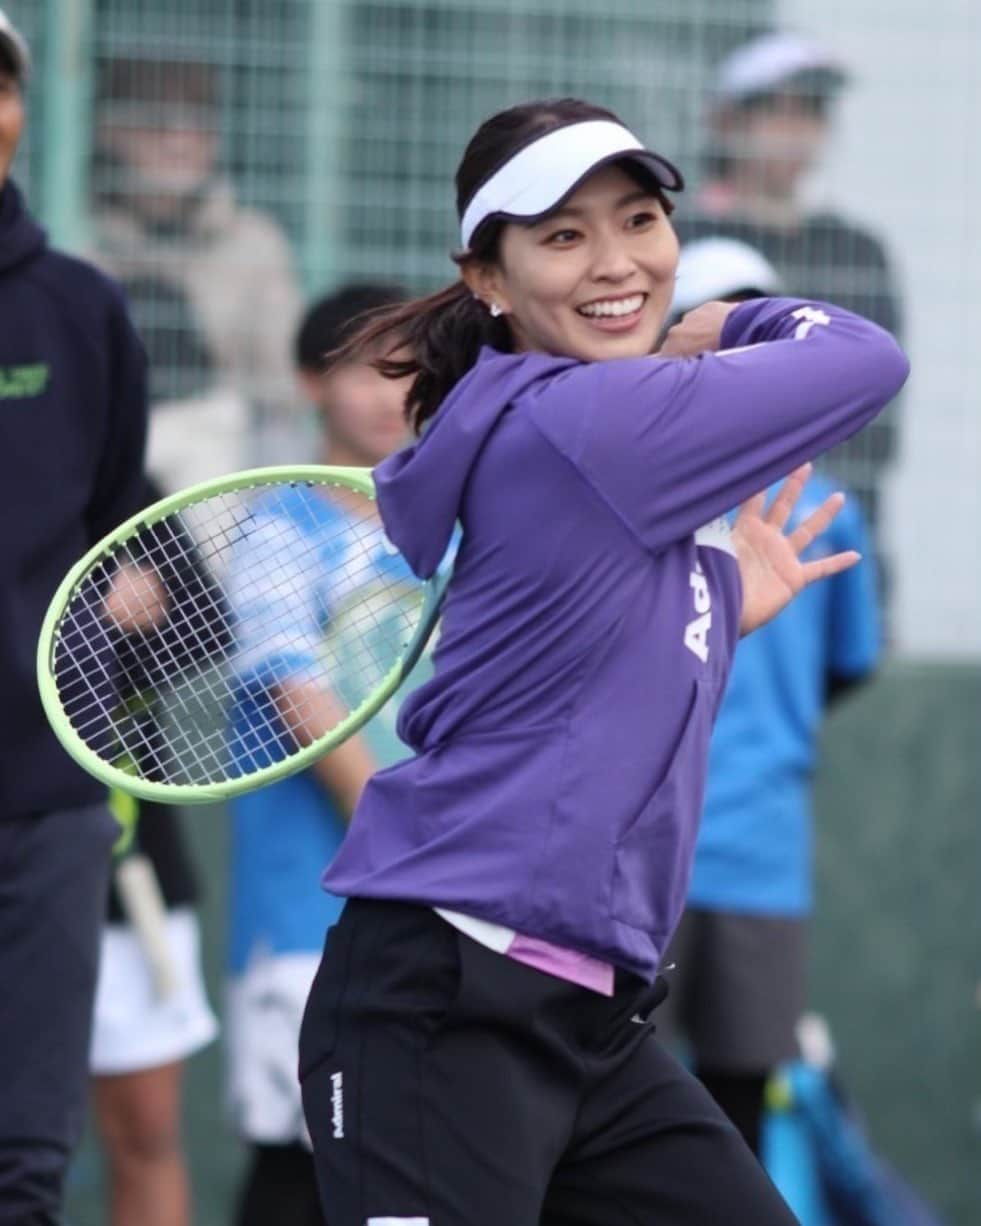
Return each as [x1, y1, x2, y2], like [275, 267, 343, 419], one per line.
[0, 11, 149, 1221]
[296, 97, 908, 1225]
[658, 237, 882, 1161]
[226, 283, 413, 1226]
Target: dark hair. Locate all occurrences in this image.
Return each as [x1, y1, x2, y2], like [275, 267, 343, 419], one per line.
[0, 42, 20, 83]
[97, 57, 220, 111]
[295, 282, 408, 372]
[336, 98, 677, 433]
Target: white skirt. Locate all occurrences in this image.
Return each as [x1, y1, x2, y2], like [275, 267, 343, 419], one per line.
[90, 907, 218, 1076]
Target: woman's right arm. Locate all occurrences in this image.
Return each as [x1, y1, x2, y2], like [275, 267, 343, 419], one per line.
[527, 297, 909, 554]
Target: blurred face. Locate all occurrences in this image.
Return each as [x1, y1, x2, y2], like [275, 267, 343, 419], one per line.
[0, 70, 25, 187]
[465, 163, 679, 362]
[303, 358, 411, 468]
[101, 114, 219, 213]
[721, 93, 829, 194]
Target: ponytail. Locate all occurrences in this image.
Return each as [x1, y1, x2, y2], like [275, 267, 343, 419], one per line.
[329, 275, 513, 434]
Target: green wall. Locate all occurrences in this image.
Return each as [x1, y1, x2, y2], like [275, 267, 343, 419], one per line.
[810, 662, 980, 1225]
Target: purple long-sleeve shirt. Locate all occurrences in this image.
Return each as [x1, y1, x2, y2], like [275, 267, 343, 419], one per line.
[323, 297, 909, 980]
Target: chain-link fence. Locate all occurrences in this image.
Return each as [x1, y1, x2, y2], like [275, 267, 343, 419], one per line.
[8, 0, 979, 654]
[10, 0, 978, 655]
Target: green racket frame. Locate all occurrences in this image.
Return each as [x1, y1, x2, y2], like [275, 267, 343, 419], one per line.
[37, 465, 449, 805]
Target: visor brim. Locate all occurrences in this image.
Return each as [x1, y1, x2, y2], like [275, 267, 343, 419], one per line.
[466, 149, 684, 251]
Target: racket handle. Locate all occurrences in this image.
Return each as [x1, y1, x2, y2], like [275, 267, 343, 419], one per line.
[114, 854, 180, 1000]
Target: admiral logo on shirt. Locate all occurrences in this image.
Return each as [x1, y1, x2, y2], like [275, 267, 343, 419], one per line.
[685, 518, 736, 663]
[330, 1070, 344, 1138]
[0, 363, 49, 400]
[685, 561, 712, 663]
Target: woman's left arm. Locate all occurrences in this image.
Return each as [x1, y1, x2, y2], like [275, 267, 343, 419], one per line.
[528, 297, 909, 557]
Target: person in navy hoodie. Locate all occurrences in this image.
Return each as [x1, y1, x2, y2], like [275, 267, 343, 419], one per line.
[0, 11, 149, 1222]
[297, 97, 909, 1225]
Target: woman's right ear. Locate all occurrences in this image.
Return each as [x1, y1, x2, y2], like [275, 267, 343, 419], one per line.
[460, 261, 506, 317]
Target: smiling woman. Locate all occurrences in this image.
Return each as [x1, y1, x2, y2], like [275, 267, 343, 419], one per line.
[465, 165, 679, 361]
[293, 96, 909, 1226]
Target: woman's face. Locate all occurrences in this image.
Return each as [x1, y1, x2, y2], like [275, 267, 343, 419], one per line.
[467, 163, 679, 362]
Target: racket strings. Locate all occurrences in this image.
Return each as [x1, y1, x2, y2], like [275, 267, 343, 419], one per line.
[60, 511, 232, 712]
[50, 480, 425, 789]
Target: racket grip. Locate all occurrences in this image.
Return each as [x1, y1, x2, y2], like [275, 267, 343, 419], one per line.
[114, 854, 180, 1000]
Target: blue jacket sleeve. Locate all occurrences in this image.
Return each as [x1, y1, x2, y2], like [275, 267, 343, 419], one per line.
[526, 297, 909, 554]
[828, 496, 881, 680]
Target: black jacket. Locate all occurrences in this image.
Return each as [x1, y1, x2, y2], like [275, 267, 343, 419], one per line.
[0, 179, 148, 818]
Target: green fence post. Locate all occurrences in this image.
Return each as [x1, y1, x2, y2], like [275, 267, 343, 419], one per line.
[303, 0, 349, 294]
[41, 0, 93, 252]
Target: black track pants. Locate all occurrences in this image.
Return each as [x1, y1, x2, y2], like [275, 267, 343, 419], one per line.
[300, 899, 799, 1226]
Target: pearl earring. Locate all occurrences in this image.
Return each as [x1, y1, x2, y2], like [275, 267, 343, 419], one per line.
[489, 302, 503, 318]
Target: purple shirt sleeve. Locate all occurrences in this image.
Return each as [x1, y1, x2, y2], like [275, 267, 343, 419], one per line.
[526, 297, 909, 554]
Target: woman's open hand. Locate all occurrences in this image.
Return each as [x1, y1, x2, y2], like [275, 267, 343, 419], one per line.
[733, 464, 860, 636]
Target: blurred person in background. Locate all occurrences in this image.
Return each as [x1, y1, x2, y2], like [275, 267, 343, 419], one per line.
[0, 11, 150, 1221]
[88, 123, 246, 1223]
[86, 477, 221, 1226]
[118, 275, 241, 491]
[83, 245, 236, 1226]
[225, 283, 413, 1226]
[657, 236, 882, 1161]
[89, 53, 304, 486]
[675, 30, 903, 589]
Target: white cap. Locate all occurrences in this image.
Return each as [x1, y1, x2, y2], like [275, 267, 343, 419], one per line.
[672, 237, 781, 316]
[459, 119, 683, 250]
[0, 8, 29, 82]
[713, 31, 846, 107]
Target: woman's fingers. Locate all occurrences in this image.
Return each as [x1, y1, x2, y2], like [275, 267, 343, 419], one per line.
[801, 549, 861, 585]
[766, 463, 813, 530]
[788, 490, 846, 555]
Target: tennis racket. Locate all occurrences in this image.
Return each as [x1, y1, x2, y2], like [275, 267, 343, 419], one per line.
[37, 465, 451, 805]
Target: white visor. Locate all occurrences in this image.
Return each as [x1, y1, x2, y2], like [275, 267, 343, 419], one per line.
[0, 8, 29, 81]
[672, 237, 782, 316]
[459, 119, 683, 250]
